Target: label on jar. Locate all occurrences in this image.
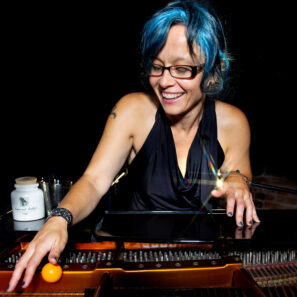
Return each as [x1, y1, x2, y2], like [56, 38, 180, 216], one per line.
[11, 188, 45, 221]
[14, 196, 37, 213]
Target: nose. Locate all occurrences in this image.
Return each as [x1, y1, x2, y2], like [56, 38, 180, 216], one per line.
[159, 68, 176, 88]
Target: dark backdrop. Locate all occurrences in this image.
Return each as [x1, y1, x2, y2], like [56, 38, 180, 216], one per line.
[2, 1, 296, 212]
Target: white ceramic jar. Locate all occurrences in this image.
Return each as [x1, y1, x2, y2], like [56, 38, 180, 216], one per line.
[11, 176, 45, 221]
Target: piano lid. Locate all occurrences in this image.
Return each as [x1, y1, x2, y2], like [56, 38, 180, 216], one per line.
[93, 209, 297, 247]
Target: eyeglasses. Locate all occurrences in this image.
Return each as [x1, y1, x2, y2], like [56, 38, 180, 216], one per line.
[149, 63, 205, 79]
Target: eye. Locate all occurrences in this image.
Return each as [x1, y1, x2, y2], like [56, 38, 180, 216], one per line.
[151, 64, 163, 71]
[150, 64, 164, 76]
[174, 66, 191, 74]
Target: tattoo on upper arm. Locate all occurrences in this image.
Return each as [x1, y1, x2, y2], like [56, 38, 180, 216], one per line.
[110, 105, 117, 119]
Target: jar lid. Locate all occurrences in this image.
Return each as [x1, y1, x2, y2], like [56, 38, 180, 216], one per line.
[15, 176, 37, 185]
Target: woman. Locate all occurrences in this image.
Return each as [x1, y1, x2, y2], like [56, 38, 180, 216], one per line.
[7, 0, 259, 292]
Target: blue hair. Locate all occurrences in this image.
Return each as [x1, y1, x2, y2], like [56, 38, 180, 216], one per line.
[141, 0, 229, 95]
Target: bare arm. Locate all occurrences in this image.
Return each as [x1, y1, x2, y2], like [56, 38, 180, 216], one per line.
[58, 99, 136, 224]
[7, 93, 143, 292]
[212, 101, 260, 226]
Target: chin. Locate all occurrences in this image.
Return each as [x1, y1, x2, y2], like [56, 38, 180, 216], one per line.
[160, 101, 188, 117]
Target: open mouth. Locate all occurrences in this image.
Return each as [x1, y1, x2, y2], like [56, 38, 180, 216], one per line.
[161, 92, 184, 104]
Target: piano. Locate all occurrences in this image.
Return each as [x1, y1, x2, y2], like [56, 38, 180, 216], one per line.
[0, 209, 296, 296]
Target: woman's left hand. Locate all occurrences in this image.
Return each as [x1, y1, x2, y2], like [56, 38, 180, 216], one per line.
[211, 173, 260, 227]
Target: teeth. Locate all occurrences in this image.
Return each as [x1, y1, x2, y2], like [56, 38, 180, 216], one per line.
[162, 93, 183, 99]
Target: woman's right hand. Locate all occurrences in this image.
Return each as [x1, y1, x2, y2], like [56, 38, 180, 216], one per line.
[7, 216, 68, 292]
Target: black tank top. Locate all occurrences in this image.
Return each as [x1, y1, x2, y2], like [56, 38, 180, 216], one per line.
[115, 97, 224, 212]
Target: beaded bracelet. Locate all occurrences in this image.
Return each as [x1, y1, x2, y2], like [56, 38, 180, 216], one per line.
[46, 208, 73, 225]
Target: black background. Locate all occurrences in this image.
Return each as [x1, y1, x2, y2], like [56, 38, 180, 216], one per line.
[2, 1, 296, 211]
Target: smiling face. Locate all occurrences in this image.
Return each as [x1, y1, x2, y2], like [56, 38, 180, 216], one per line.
[149, 25, 205, 118]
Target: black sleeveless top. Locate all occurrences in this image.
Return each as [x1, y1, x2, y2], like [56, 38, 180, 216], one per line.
[115, 98, 224, 212]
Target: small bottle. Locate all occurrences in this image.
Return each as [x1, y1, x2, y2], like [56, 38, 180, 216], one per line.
[11, 176, 45, 221]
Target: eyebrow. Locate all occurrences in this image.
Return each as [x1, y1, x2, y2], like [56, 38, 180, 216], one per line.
[153, 56, 195, 65]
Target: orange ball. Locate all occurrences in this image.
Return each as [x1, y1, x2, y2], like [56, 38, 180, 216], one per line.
[41, 263, 63, 283]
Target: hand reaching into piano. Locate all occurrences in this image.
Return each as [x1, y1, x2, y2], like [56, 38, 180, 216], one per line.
[211, 172, 260, 227]
[6, 216, 68, 292]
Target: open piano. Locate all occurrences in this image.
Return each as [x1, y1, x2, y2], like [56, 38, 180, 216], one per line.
[0, 209, 297, 296]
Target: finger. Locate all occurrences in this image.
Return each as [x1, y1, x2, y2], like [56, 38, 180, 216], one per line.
[21, 245, 50, 288]
[234, 194, 245, 227]
[226, 192, 235, 217]
[7, 261, 27, 292]
[252, 207, 261, 223]
[49, 256, 58, 265]
[7, 265, 24, 292]
[7, 246, 35, 292]
[244, 193, 254, 226]
[48, 245, 64, 265]
[211, 189, 224, 197]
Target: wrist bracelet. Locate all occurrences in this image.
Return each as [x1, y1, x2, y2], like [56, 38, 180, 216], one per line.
[46, 208, 73, 225]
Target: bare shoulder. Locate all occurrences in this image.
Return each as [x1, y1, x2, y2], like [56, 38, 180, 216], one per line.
[215, 100, 251, 153]
[112, 92, 158, 122]
[215, 100, 250, 132]
[108, 92, 159, 152]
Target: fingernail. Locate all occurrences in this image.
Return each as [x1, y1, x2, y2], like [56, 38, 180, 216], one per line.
[6, 285, 9, 291]
[238, 228, 242, 231]
[228, 211, 233, 216]
[22, 281, 25, 287]
[249, 220, 253, 225]
[239, 221, 243, 226]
